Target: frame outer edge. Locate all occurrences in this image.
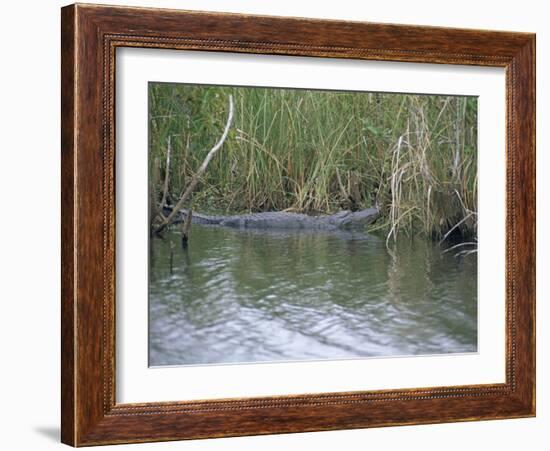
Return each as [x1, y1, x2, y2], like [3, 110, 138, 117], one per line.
[530, 35, 536, 416]
[61, 4, 77, 447]
[60, 3, 536, 446]
[513, 35, 536, 415]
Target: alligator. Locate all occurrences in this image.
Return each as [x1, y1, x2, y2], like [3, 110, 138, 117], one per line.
[168, 207, 379, 230]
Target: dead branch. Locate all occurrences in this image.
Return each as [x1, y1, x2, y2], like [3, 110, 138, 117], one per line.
[160, 135, 172, 209]
[154, 94, 234, 234]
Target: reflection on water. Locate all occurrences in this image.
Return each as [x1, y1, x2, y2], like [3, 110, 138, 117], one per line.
[149, 225, 477, 366]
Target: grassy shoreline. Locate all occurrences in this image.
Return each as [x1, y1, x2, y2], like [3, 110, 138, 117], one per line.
[149, 83, 478, 242]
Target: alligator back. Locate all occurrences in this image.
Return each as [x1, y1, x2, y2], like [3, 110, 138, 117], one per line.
[174, 208, 379, 230]
[219, 211, 327, 229]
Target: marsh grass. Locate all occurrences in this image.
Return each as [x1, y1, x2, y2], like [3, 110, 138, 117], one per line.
[149, 83, 477, 241]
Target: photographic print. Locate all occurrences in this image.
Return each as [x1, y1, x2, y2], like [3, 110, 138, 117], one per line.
[148, 83, 478, 367]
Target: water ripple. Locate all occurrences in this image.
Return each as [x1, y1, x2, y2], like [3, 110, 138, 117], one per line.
[149, 225, 477, 366]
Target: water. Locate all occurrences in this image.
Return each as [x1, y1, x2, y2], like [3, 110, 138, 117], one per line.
[149, 225, 477, 366]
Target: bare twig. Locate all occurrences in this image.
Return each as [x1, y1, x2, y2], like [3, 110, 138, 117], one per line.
[441, 241, 478, 254]
[155, 94, 234, 234]
[160, 136, 172, 209]
[455, 249, 478, 257]
[438, 212, 473, 245]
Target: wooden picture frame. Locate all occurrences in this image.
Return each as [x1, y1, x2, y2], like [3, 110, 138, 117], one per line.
[61, 3, 536, 446]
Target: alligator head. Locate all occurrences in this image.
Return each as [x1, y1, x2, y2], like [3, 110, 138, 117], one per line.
[333, 208, 380, 229]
